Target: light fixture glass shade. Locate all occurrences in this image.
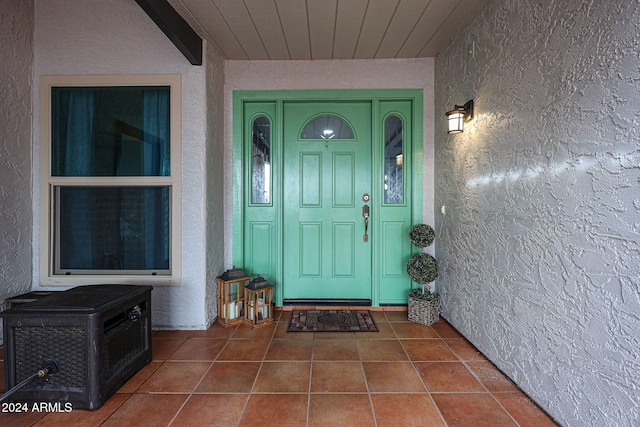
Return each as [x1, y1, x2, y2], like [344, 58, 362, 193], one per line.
[446, 100, 474, 134]
[447, 110, 465, 134]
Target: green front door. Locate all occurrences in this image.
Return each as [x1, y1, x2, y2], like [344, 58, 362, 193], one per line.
[234, 89, 423, 307]
[283, 101, 372, 301]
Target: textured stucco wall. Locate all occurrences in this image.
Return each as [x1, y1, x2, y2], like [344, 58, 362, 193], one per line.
[32, 0, 210, 329]
[205, 44, 226, 324]
[0, 1, 34, 315]
[223, 58, 435, 267]
[435, 1, 640, 426]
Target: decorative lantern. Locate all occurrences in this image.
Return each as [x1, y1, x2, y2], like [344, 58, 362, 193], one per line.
[217, 267, 249, 327]
[243, 276, 274, 328]
[445, 100, 474, 134]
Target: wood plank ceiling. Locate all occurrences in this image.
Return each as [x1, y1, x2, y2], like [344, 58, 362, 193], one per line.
[168, 0, 490, 60]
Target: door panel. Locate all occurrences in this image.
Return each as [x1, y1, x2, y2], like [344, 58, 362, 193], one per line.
[382, 221, 406, 277]
[333, 223, 355, 277]
[300, 222, 322, 277]
[301, 153, 322, 206]
[249, 222, 273, 276]
[283, 101, 372, 301]
[333, 153, 355, 206]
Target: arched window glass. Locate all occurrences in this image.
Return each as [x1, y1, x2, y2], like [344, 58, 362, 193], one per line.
[301, 115, 354, 140]
[251, 115, 271, 204]
[384, 115, 403, 204]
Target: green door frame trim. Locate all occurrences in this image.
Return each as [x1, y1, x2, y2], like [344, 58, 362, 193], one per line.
[232, 89, 423, 307]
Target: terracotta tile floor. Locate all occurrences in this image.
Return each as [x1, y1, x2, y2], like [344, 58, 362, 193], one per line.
[0, 310, 559, 427]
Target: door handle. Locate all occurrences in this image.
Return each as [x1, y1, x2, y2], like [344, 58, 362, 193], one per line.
[362, 204, 370, 242]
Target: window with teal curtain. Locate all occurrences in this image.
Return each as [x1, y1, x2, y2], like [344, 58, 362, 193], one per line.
[51, 86, 171, 274]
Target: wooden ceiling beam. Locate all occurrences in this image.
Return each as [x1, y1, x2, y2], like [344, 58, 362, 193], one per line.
[135, 0, 202, 65]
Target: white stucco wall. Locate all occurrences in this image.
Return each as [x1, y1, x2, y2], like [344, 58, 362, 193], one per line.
[435, 1, 640, 425]
[0, 1, 34, 315]
[205, 42, 226, 325]
[223, 58, 435, 267]
[32, 0, 211, 329]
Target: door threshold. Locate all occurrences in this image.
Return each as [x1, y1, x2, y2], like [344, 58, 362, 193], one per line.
[283, 298, 372, 307]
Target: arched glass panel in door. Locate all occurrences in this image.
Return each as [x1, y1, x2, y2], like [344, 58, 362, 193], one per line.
[384, 115, 403, 204]
[301, 115, 354, 140]
[251, 115, 271, 204]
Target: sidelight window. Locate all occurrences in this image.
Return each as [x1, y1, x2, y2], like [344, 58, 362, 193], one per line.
[251, 115, 271, 204]
[384, 115, 404, 204]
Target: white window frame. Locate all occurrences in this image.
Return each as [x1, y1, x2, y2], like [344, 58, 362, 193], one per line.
[39, 75, 182, 287]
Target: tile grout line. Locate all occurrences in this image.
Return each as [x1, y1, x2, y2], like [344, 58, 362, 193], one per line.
[394, 320, 450, 427]
[166, 326, 241, 426]
[235, 321, 279, 426]
[439, 334, 524, 427]
[357, 323, 378, 427]
[307, 332, 316, 427]
[164, 331, 222, 427]
[441, 322, 539, 426]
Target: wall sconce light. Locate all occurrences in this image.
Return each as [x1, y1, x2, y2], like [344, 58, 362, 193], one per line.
[446, 100, 474, 134]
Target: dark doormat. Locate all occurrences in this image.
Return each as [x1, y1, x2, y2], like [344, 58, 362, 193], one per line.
[287, 309, 378, 332]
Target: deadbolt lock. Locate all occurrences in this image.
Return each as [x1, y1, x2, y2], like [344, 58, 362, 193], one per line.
[362, 193, 370, 202]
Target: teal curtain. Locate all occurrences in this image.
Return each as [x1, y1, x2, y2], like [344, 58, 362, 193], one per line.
[64, 91, 94, 176]
[142, 89, 170, 176]
[58, 90, 94, 268]
[141, 89, 170, 269]
[55, 86, 170, 272]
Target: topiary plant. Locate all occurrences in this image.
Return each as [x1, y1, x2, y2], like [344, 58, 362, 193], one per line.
[407, 224, 439, 300]
[409, 223, 435, 248]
